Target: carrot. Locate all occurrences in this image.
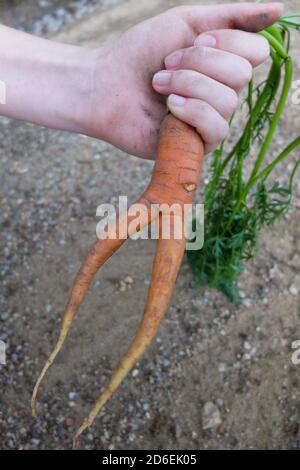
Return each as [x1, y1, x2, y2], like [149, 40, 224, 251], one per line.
[31, 113, 204, 446]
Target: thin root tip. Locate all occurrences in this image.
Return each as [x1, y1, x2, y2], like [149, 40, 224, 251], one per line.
[31, 397, 38, 417]
[72, 431, 82, 450]
[72, 419, 90, 449]
[72, 437, 78, 450]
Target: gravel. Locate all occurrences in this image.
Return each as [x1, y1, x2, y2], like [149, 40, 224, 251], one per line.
[0, 0, 300, 452]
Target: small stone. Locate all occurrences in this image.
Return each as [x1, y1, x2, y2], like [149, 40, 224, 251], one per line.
[8, 439, 15, 449]
[132, 368, 139, 377]
[289, 284, 298, 296]
[244, 341, 251, 350]
[38, 0, 51, 7]
[218, 363, 227, 373]
[290, 440, 299, 450]
[202, 402, 222, 430]
[30, 438, 40, 449]
[242, 298, 252, 308]
[129, 433, 136, 442]
[45, 304, 52, 314]
[125, 276, 134, 284]
[290, 254, 300, 268]
[163, 358, 170, 368]
[68, 391, 77, 400]
[175, 424, 182, 439]
[217, 424, 225, 434]
[119, 280, 126, 292]
[64, 417, 74, 428]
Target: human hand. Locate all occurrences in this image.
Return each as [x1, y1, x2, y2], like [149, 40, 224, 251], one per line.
[88, 2, 283, 158]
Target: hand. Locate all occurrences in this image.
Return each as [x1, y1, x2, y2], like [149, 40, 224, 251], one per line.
[88, 2, 283, 158]
[153, 29, 270, 154]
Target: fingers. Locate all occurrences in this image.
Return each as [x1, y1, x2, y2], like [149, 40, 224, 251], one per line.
[166, 95, 229, 154]
[164, 46, 253, 91]
[180, 2, 284, 33]
[194, 30, 270, 67]
[152, 16, 276, 152]
[153, 69, 239, 119]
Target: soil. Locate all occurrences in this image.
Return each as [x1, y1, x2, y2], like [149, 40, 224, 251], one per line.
[0, 0, 299, 450]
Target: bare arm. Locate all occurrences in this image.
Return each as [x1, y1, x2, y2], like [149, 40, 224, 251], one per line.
[0, 24, 95, 134]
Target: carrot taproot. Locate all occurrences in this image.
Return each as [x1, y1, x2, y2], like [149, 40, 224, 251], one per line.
[31, 114, 204, 445]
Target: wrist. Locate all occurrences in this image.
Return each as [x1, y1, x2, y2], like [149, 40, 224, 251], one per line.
[83, 44, 115, 143]
[50, 44, 100, 136]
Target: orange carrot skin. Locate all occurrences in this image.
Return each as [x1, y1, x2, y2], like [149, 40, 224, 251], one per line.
[73, 212, 186, 446]
[32, 114, 204, 444]
[72, 115, 204, 444]
[145, 114, 204, 207]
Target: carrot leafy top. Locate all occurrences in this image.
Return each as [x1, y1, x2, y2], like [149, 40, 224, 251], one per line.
[188, 15, 300, 302]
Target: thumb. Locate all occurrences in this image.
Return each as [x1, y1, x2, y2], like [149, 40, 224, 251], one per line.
[185, 2, 284, 33]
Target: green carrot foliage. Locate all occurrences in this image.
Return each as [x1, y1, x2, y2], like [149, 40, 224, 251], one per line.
[187, 15, 300, 302]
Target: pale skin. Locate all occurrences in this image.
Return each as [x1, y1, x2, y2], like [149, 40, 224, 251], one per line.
[0, 2, 283, 158]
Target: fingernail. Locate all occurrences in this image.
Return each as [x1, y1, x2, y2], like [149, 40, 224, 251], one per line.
[168, 94, 186, 107]
[165, 50, 183, 69]
[153, 71, 172, 86]
[194, 34, 217, 47]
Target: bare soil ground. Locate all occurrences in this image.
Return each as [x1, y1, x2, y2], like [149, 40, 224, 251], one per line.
[0, 0, 299, 450]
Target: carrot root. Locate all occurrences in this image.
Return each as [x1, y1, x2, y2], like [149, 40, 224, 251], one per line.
[31, 114, 204, 445]
[31, 197, 156, 416]
[72, 213, 185, 447]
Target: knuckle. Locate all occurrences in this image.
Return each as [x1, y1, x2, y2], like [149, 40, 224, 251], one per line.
[258, 36, 270, 61]
[190, 45, 211, 61]
[173, 69, 199, 90]
[180, 45, 214, 69]
[196, 100, 211, 116]
[172, 69, 187, 86]
[217, 119, 230, 141]
[195, 103, 229, 144]
[238, 59, 253, 87]
[226, 89, 239, 115]
[205, 118, 229, 144]
[185, 70, 200, 89]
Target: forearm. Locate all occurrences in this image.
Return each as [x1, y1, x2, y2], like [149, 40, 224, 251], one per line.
[0, 25, 97, 134]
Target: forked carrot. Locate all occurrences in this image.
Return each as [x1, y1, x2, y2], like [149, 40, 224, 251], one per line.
[31, 114, 204, 446]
